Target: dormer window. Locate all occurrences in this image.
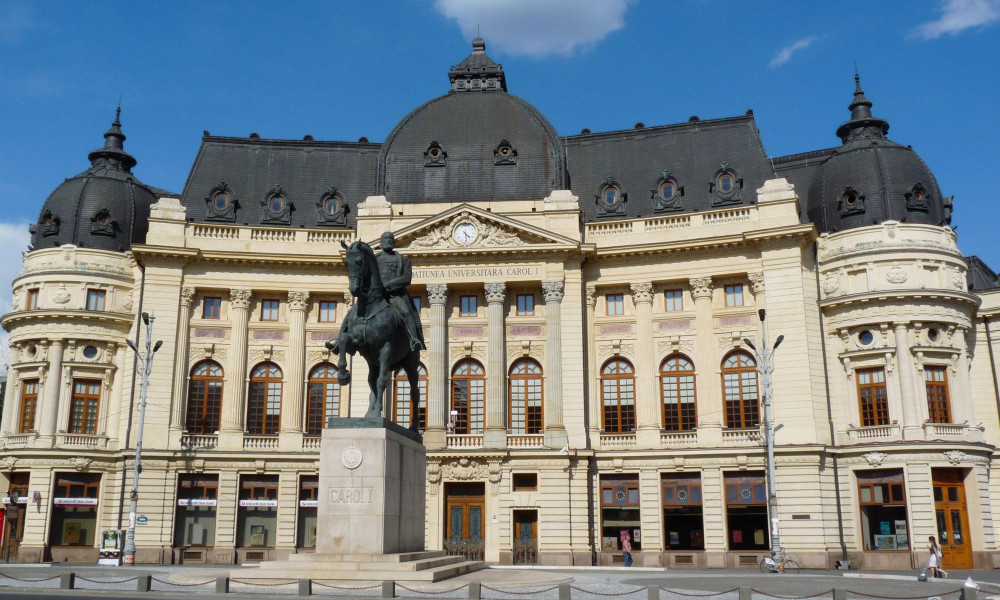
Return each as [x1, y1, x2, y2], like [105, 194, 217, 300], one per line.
[205, 182, 238, 221]
[904, 182, 930, 212]
[718, 173, 734, 194]
[493, 140, 517, 165]
[212, 192, 230, 211]
[316, 186, 347, 226]
[260, 185, 291, 224]
[90, 208, 115, 236]
[653, 171, 684, 212]
[838, 185, 866, 217]
[424, 142, 447, 167]
[710, 163, 742, 205]
[596, 177, 627, 217]
[38, 209, 60, 237]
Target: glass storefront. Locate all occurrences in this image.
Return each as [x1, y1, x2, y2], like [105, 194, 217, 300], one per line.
[236, 474, 278, 548]
[49, 473, 101, 547]
[662, 472, 704, 550]
[174, 474, 218, 547]
[600, 474, 641, 553]
[857, 469, 909, 551]
[297, 476, 318, 549]
[724, 471, 768, 550]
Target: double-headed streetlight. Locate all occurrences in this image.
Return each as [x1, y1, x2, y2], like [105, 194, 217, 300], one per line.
[124, 312, 163, 565]
[743, 308, 784, 556]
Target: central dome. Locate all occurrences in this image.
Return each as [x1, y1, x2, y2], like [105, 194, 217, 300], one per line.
[377, 39, 566, 203]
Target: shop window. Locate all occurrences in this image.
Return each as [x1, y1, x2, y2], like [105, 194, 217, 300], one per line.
[50, 473, 101, 547]
[513, 473, 538, 491]
[26, 289, 39, 310]
[186, 361, 223, 434]
[393, 363, 427, 431]
[306, 363, 340, 435]
[174, 474, 218, 548]
[722, 352, 758, 429]
[260, 299, 280, 321]
[601, 359, 635, 433]
[600, 475, 641, 554]
[664, 289, 683, 312]
[724, 284, 744, 307]
[18, 379, 39, 433]
[202, 297, 221, 319]
[661, 355, 696, 432]
[516, 294, 535, 316]
[662, 473, 704, 550]
[925, 366, 951, 424]
[247, 362, 282, 435]
[297, 476, 318, 549]
[606, 294, 624, 316]
[508, 359, 543, 434]
[69, 379, 101, 434]
[86, 289, 106, 311]
[857, 469, 909, 551]
[237, 475, 279, 548]
[318, 301, 337, 323]
[451, 360, 485, 434]
[460, 295, 478, 317]
[857, 367, 889, 427]
[724, 472, 768, 550]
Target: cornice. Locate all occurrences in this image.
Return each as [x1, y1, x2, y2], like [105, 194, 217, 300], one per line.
[2, 309, 134, 331]
[590, 224, 815, 261]
[820, 289, 981, 310]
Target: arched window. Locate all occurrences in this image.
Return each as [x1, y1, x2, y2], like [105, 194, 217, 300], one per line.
[661, 355, 696, 431]
[247, 362, 282, 435]
[306, 363, 340, 435]
[393, 364, 427, 431]
[722, 352, 758, 429]
[508, 359, 543, 435]
[186, 361, 223, 434]
[601, 359, 635, 433]
[451, 360, 485, 435]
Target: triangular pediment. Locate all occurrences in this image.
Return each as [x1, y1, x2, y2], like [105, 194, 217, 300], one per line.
[388, 204, 578, 252]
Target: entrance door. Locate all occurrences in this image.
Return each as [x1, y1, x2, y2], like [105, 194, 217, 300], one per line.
[933, 469, 973, 569]
[2, 505, 24, 562]
[445, 483, 485, 561]
[513, 510, 537, 564]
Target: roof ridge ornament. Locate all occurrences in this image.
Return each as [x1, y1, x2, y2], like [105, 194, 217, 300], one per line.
[448, 37, 507, 93]
[835, 72, 890, 143]
[87, 105, 137, 173]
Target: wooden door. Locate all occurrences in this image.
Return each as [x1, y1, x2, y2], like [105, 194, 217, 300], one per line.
[513, 510, 537, 564]
[445, 483, 485, 560]
[933, 469, 973, 569]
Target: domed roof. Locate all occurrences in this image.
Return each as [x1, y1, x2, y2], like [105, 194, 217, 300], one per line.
[377, 39, 566, 203]
[30, 109, 162, 252]
[807, 75, 950, 233]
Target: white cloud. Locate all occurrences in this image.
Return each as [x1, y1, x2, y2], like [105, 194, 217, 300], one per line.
[0, 221, 30, 364]
[434, 0, 635, 58]
[769, 36, 819, 68]
[915, 0, 1000, 39]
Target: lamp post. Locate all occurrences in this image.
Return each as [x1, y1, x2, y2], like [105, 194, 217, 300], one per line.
[123, 312, 163, 565]
[743, 308, 784, 556]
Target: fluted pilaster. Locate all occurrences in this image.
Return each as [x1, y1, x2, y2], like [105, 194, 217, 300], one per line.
[585, 285, 600, 440]
[170, 287, 196, 431]
[484, 282, 507, 448]
[894, 323, 920, 438]
[222, 288, 251, 435]
[631, 282, 659, 446]
[38, 340, 64, 442]
[542, 280, 567, 448]
[690, 277, 721, 435]
[425, 284, 449, 449]
[282, 290, 309, 434]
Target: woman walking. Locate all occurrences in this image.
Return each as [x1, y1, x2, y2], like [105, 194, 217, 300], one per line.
[928, 536, 948, 578]
[620, 530, 633, 567]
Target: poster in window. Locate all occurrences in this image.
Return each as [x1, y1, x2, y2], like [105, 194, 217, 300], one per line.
[603, 536, 618, 551]
[754, 529, 765, 546]
[633, 529, 641, 542]
[669, 531, 680, 546]
[249, 524, 266, 546]
[732, 529, 743, 544]
[894, 520, 907, 535]
[879, 521, 891, 535]
[691, 530, 704, 548]
[896, 533, 908, 549]
[874, 534, 896, 550]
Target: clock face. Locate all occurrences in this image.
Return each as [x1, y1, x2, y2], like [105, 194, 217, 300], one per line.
[453, 223, 478, 244]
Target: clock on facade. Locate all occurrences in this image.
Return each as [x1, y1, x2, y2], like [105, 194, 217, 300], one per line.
[452, 222, 478, 244]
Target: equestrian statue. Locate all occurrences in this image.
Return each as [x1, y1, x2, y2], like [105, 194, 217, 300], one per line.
[326, 232, 426, 430]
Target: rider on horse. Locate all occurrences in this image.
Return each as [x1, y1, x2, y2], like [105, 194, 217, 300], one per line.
[376, 232, 425, 352]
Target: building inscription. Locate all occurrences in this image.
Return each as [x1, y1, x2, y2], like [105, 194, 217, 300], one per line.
[329, 487, 373, 505]
[414, 266, 540, 280]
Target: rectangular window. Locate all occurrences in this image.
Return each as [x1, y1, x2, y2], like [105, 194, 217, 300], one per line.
[600, 475, 641, 556]
[26, 289, 39, 310]
[174, 474, 218, 547]
[662, 473, 704, 550]
[513, 473, 538, 491]
[925, 366, 951, 423]
[202, 297, 221, 319]
[261, 299, 280, 321]
[724, 285, 743, 307]
[857, 469, 909, 551]
[516, 294, 535, 316]
[664, 289, 683, 312]
[724, 472, 768, 550]
[460, 295, 478, 317]
[50, 473, 101, 547]
[857, 367, 889, 427]
[318, 301, 337, 323]
[18, 380, 39, 433]
[606, 293, 624, 316]
[85, 289, 106, 311]
[69, 379, 101, 434]
[237, 475, 279, 548]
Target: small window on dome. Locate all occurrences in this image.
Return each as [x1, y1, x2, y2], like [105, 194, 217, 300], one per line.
[424, 142, 447, 167]
[926, 328, 939, 343]
[719, 174, 734, 194]
[493, 139, 517, 165]
[316, 187, 347, 226]
[654, 172, 683, 212]
[604, 187, 620, 206]
[838, 186, 866, 217]
[260, 185, 291, 224]
[269, 195, 285, 213]
[90, 209, 115, 236]
[905, 182, 929, 212]
[205, 183, 238, 221]
[596, 178, 626, 216]
[323, 196, 339, 216]
[660, 181, 676, 201]
[213, 192, 230, 211]
[711, 163, 742, 205]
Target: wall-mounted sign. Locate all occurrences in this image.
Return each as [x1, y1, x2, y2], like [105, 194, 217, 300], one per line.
[177, 498, 218, 507]
[136, 515, 148, 526]
[299, 500, 319, 508]
[54, 497, 99, 506]
[1, 497, 27, 505]
[238, 499, 278, 507]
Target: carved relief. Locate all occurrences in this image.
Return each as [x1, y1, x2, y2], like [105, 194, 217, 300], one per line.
[70, 457, 93, 471]
[886, 264, 907, 284]
[943, 450, 965, 466]
[823, 272, 840, 295]
[952, 269, 965, 291]
[747, 272, 765, 295]
[408, 212, 526, 249]
[440, 458, 489, 481]
[863, 452, 888, 467]
[629, 282, 653, 304]
[230, 288, 252, 309]
[585, 285, 597, 308]
[688, 277, 713, 300]
[542, 280, 565, 304]
[656, 339, 695, 355]
[53, 285, 71, 305]
[307, 349, 334, 364]
[427, 462, 441, 484]
[0, 457, 18, 470]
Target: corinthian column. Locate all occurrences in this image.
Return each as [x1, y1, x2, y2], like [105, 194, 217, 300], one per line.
[748, 272, 766, 306]
[542, 280, 567, 448]
[222, 288, 251, 442]
[170, 287, 196, 431]
[38, 340, 64, 445]
[894, 323, 921, 439]
[690, 277, 721, 441]
[483, 282, 507, 448]
[631, 282, 659, 447]
[585, 285, 600, 442]
[281, 291, 309, 445]
[424, 284, 448, 449]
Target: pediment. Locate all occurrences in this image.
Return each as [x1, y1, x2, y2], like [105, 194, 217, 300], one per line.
[390, 204, 577, 251]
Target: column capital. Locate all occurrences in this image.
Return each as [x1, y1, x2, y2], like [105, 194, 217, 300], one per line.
[427, 284, 449, 305]
[288, 290, 310, 311]
[629, 282, 654, 305]
[230, 287, 252, 309]
[747, 272, 765, 295]
[180, 287, 196, 308]
[541, 280, 565, 304]
[689, 277, 714, 300]
[585, 284, 597, 308]
[484, 282, 506, 304]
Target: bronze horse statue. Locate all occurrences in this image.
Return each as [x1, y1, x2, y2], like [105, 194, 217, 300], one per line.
[326, 240, 422, 430]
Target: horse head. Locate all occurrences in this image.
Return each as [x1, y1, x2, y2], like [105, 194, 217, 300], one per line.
[340, 240, 383, 302]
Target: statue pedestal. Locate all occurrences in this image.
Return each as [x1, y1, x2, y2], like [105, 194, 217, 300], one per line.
[239, 419, 483, 582]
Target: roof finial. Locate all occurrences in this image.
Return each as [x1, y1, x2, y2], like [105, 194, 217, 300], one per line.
[835, 71, 889, 143]
[88, 106, 137, 172]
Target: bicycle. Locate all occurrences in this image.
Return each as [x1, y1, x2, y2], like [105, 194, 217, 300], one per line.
[759, 549, 800, 574]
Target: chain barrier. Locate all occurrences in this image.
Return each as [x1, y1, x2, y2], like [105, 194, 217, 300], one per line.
[312, 581, 382, 590]
[396, 583, 470, 594]
[751, 591, 834, 599]
[664, 589, 740, 597]
[482, 584, 561, 595]
[0, 571, 62, 583]
[850, 592, 960, 600]
[570, 585, 647, 597]
[150, 576, 217, 587]
[74, 575, 140, 584]
[230, 578, 298, 587]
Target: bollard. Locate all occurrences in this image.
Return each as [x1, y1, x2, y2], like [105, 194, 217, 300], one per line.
[739, 587, 752, 600]
[60, 573, 75, 590]
[833, 589, 847, 600]
[647, 584, 660, 600]
[137, 575, 152, 592]
[469, 581, 482, 600]
[216, 576, 230, 594]
[961, 587, 978, 600]
[383, 580, 395, 599]
[299, 579, 312, 596]
[559, 582, 572, 600]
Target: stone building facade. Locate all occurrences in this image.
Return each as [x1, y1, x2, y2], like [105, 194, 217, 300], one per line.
[3, 40, 1000, 570]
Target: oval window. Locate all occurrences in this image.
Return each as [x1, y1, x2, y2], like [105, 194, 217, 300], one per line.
[604, 187, 619, 206]
[843, 192, 858, 206]
[97, 214, 111, 226]
[213, 192, 230, 211]
[858, 330, 875, 346]
[499, 145, 512, 157]
[719, 174, 734, 194]
[43, 216, 53, 226]
[927, 328, 939, 342]
[82, 345, 99, 359]
[269, 196, 284, 212]
[428, 147, 441, 158]
[323, 196, 340, 216]
[660, 181, 675, 201]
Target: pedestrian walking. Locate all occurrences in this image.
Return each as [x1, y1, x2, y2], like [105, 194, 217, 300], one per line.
[928, 536, 948, 578]
[620, 530, 633, 567]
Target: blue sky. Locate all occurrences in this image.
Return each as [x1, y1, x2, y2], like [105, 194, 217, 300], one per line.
[1, 0, 999, 318]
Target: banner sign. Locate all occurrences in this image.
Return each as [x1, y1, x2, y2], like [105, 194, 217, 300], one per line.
[177, 498, 218, 507]
[239, 499, 278, 507]
[54, 497, 99, 506]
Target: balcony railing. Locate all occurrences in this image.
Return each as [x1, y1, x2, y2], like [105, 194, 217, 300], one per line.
[1, 432, 35, 448]
[447, 434, 484, 449]
[721, 429, 762, 447]
[243, 435, 279, 450]
[600, 432, 636, 449]
[180, 434, 218, 450]
[303, 436, 322, 451]
[507, 434, 544, 448]
[661, 430, 698, 446]
[847, 424, 900, 441]
[57, 433, 108, 448]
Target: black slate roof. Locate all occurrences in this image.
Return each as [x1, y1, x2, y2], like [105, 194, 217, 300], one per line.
[966, 256, 1000, 291]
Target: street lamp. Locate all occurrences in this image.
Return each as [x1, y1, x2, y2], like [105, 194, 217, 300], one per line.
[743, 308, 784, 556]
[123, 312, 163, 565]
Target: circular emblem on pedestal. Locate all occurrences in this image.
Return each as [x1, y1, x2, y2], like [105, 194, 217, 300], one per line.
[342, 447, 363, 470]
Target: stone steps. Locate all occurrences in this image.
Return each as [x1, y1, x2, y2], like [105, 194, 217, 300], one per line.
[243, 551, 485, 582]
